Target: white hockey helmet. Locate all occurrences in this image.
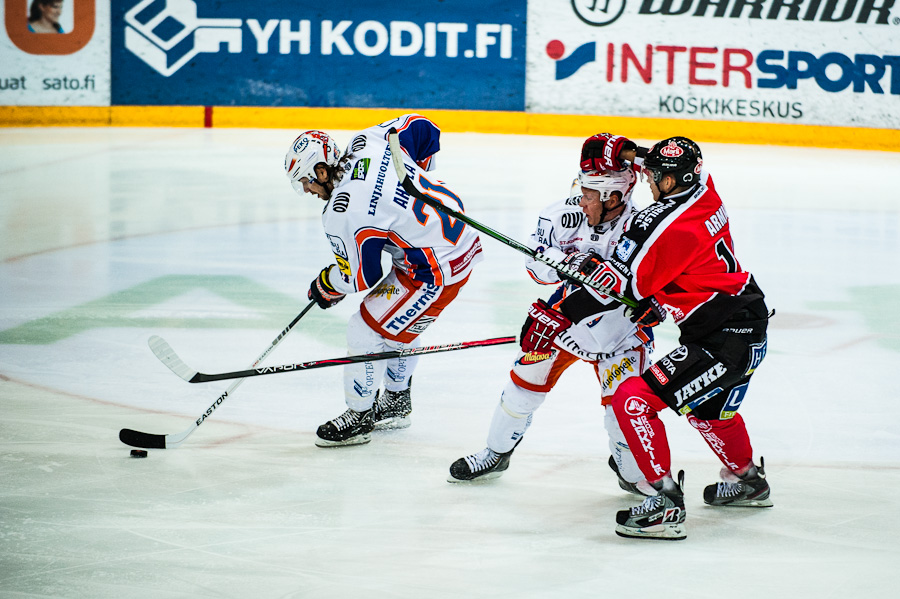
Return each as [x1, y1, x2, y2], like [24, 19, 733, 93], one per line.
[577, 168, 636, 202]
[284, 130, 341, 195]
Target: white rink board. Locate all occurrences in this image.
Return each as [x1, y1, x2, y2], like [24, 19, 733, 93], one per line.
[527, 0, 900, 129]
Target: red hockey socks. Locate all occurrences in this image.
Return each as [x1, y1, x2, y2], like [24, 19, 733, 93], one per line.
[610, 377, 672, 484]
[686, 412, 754, 474]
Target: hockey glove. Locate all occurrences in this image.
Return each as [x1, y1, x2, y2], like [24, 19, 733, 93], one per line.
[308, 265, 346, 309]
[559, 250, 603, 282]
[580, 133, 637, 172]
[520, 300, 572, 354]
[627, 296, 666, 327]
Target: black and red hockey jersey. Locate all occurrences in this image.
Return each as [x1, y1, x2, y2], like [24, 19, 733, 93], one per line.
[609, 170, 765, 343]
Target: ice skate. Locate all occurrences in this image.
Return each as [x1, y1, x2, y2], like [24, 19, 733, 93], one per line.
[372, 386, 412, 430]
[615, 471, 686, 541]
[448, 447, 514, 483]
[608, 455, 654, 497]
[315, 407, 375, 447]
[703, 457, 773, 507]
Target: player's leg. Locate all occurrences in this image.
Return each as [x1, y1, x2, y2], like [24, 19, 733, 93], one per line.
[688, 410, 772, 507]
[596, 346, 654, 496]
[448, 349, 578, 482]
[687, 325, 772, 507]
[609, 375, 685, 540]
[315, 311, 387, 447]
[363, 269, 469, 432]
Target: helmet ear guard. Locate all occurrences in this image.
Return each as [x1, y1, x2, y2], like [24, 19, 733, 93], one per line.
[284, 130, 341, 195]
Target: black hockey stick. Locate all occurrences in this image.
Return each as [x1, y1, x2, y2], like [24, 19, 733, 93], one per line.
[118, 299, 317, 449]
[147, 335, 516, 384]
[386, 128, 638, 309]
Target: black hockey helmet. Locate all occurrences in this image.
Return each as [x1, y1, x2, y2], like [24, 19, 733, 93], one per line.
[643, 136, 703, 188]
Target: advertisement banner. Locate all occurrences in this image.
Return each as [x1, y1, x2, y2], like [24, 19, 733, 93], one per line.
[527, 0, 900, 129]
[1, 0, 110, 105]
[110, 0, 527, 111]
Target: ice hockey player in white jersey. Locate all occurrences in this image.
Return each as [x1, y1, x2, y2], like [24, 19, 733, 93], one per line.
[285, 114, 483, 447]
[448, 167, 655, 494]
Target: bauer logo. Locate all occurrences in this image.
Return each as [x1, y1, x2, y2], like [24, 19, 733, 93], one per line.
[124, 0, 243, 77]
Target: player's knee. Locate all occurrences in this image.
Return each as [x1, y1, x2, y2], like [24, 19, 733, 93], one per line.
[500, 384, 545, 415]
[346, 311, 386, 353]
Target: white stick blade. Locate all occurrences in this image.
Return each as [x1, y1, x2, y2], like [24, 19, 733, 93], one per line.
[148, 335, 199, 382]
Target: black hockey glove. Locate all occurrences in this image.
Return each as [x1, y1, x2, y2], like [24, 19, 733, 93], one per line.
[559, 251, 603, 282]
[627, 296, 666, 327]
[308, 265, 346, 309]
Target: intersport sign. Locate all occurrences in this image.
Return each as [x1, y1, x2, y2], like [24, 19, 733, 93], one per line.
[528, 0, 899, 129]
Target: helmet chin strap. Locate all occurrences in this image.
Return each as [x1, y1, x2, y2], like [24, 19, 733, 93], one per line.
[597, 196, 626, 225]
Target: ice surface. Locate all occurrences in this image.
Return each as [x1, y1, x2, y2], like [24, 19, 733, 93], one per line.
[1, 127, 899, 598]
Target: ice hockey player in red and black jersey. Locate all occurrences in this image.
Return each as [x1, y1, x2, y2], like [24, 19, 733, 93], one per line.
[568, 133, 773, 540]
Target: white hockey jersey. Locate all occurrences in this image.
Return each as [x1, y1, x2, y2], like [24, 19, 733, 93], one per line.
[525, 190, 651, 360]
[322, 115, 483, 295]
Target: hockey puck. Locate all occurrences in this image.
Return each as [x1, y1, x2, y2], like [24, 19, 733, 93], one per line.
[130, 449, 148, 458]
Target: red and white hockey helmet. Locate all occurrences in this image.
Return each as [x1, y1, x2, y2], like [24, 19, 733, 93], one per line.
[577, 168, 636, 202]
[284, 130, 341, 195]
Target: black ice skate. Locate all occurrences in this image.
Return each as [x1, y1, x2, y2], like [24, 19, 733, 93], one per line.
[703, 457, 773, 507]
[448, 447, 515, 483]
[615, 471, 687, 541]
[608, 455, 654, 497]
[372, 386, 412, 430]
[315, 407, 375, 447]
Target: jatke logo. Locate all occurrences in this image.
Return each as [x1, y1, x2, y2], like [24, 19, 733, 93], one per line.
[124, 0, 243, 77]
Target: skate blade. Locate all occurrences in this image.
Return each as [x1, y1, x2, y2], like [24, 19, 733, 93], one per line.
[314, 434, 372, 448]
[373, 416, 411, 431]
[708, 497, 774, 508]
[447, 470, 505, 484]
[615, 523, 687, 541]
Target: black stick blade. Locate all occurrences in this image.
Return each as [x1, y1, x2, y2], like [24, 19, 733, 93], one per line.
[119, 428, 167, 449]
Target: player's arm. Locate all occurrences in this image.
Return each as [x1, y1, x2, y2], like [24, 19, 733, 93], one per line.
[525, 214, 564, 284]
[376, 114, 441, 171]
[580, 133, 648, 171]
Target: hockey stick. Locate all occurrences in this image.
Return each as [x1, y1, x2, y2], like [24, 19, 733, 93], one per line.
[118, 299, 317, 449]
[386, 128, 638, 309]
[145, 335, 516, 384]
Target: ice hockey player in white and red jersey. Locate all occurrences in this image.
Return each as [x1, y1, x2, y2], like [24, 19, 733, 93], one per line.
[284, 114, 483, 447]
[570, 133, 772, 541]
[447, 167, 655, 494]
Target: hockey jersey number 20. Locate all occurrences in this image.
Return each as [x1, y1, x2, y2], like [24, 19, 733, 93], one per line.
[322, 114, 483, 295]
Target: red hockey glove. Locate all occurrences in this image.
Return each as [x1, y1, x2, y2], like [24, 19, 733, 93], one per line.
[308, 265, 346, 309]
[580, 133, 637, 172]
[520, 300, 572, 353]
[627, 296, 666, 327]
[559, 250, 603, 282]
